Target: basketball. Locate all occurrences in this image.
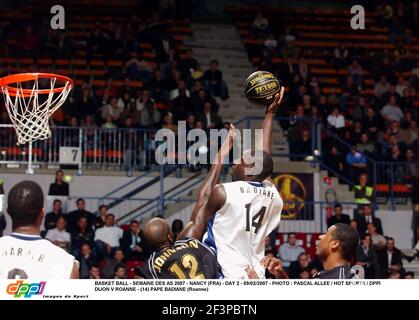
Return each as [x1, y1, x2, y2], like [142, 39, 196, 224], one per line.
[243, 71, 281, 106]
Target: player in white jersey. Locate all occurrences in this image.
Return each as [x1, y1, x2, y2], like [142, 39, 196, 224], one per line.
[0, 181, 78, 279]
[196, 88, 285, 278]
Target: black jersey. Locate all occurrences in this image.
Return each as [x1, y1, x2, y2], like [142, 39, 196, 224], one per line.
[313, 265, 358, 279]
[136, 238, 218, 279]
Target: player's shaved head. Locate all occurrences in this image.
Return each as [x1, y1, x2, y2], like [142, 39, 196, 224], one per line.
[7, 180, 44, 229]
[143, 218, 173, 250]
[232, 150, 273, 182]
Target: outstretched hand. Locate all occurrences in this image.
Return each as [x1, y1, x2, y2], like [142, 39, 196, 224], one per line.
[266, 86, 285, 114]
[219, 123, 235, 159]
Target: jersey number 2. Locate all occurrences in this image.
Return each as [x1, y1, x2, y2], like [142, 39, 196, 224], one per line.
[245, 203, 266, 234]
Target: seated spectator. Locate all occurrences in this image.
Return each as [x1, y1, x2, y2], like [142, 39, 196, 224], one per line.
[347, 59, 364, 87]
[101, 113, 117, 129]
[44, 199, 63, 231]
[278, 232, 305, 269]
[119, 103, 141, 127]
[356, 133, 374, 157]
[83, 264, 101, 279]
[198, 102, 222, 129]
[71, 216, 95, 256]
[121, 220, 147, 261]
[94, 214, 123, 258]
[101, 248, 126, 279]
[113, 263, 128, 279]
[346, 146, 367, 183]
[203, 60, 228, 100]
[323, 145, 344, 174]
[140, 99, 161, 129]
[95, 205, 109, 229]
[162, 112, 178, 133]
[378, 237, 403, 278]
[101, 97, 123, 122]
[334, 43, 349, 69]
[354, 173, 373, 205]
[362, 107, 381, 140]
[252, 12, 270, 34]
[124, 52, 152, 81]
[356, 234, 380, 279]
[67, 198, 95, 234]
[78, 243, 99, 279]
[290, 128, 311, 161]
[355, 204, 383, 236]
[381, 96, 403, 123]
[395, 76, 408, 97]
[45, 215, 71, 252]
[48, 169, 69, 196]
[169, 80, 190, 101]
[327, 203, 350, 228]
[171, 219, 184, 240]
[350, 219, 358, 231]
[367, 223, 386, 249]
[327, 107, 345, 135]
[374, 75, 390, 101]
[117, 92, 132, 111]
[288, 253, 313, 279]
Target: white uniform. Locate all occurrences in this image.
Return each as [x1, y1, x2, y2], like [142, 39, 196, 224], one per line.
[0, 233, 76, 279]
[203, 180, 283, 279]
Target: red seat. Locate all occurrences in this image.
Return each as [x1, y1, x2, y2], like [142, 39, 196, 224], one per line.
[127, 260, 144, 279]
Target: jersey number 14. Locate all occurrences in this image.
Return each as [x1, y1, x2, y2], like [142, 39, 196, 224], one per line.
[245, 203, 266, 234]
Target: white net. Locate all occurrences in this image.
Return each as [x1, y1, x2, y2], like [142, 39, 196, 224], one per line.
[2, 77, 72, 145]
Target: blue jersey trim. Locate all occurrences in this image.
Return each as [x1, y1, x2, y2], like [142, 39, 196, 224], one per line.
[10, 233, 43, 241]
[204, 216, 224, 279]
[247, 182, 263, 187]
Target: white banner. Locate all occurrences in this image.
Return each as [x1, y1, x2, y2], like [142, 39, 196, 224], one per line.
[1, 279, 418, 300]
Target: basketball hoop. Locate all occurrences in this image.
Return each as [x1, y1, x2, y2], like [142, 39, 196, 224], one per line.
[0, 73, 73, 145]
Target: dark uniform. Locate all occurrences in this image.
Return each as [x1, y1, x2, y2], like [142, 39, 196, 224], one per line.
[313, 265, 358, 279]
[136, 238, 218, 279]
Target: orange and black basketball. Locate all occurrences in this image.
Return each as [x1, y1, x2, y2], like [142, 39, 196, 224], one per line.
[243, 71, 281, 106]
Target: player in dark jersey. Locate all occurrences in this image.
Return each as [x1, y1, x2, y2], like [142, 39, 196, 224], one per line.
[136, 218, 218, 279]
[136, 125, 234, 279]
[314, 223, 360, 279]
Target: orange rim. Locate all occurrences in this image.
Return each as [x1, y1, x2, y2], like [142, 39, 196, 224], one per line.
[0, 73, 73, 97]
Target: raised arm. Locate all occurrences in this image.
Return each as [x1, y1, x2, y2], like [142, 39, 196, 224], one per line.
[256, 87, 285, 155]
[177, 125, 234, 240]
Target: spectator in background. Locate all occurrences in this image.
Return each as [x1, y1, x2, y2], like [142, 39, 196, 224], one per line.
[95, 205, 109, 229]
[350, 219, 358, 231]
[381, 96, 404, 123]
[117, 92, 132, 111]
[252, 12, 270, 35]
[334, 43, 349, 69]
[44, 199, 63, 231]
[71, 216, 95, 256]
[121, 220, 147, 261]
[278, 233, 305, 269]
[374, 75, 390, 101]
[101, 114, 117, 129]
[367, 223, 386, 249]
[347, 59, 364, 87]
[354, 173, 373, 205]
[290, 128, 311, 161]
[45, 215, 71, 252]
[346, 146, 367, 183]
[78, 243, 99, 279]
[84, 264, 101, 279]
[327, 203, 350, 228]
[113, 263, 128, 279]
[101, 97, 123, 122]
[67, 198, 95, 234]
[356, 234, 380, 279]
[124, 52, 152, 81]
[140, 99, 161, 129]
[199, 102, 222, 129]
[102, 248, 126, 279]
[288, 253, 312, 279]
[171, 219, 184, 240]
[356, 133, 374, 157]
[327, 107, 345, 136]
[355, 204, 383, 236]
[203, 60, 228, 100]
[378, 237, 403, 278]
[363, 107, 381, 140]
[48, 170, 69, 196]
[94, 214, 123, 259]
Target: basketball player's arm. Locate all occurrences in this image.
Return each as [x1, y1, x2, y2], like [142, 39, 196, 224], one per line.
[256, 86, 285, 156]
[178, 126, 233, 240]
[71, 261, 80, 279]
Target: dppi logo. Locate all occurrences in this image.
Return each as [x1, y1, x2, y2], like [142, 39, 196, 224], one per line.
[6, 280, 46, 298]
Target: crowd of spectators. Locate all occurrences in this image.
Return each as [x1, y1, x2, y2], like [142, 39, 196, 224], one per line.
[0, 2, 228, 169]
[243, 3, 419, 191]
